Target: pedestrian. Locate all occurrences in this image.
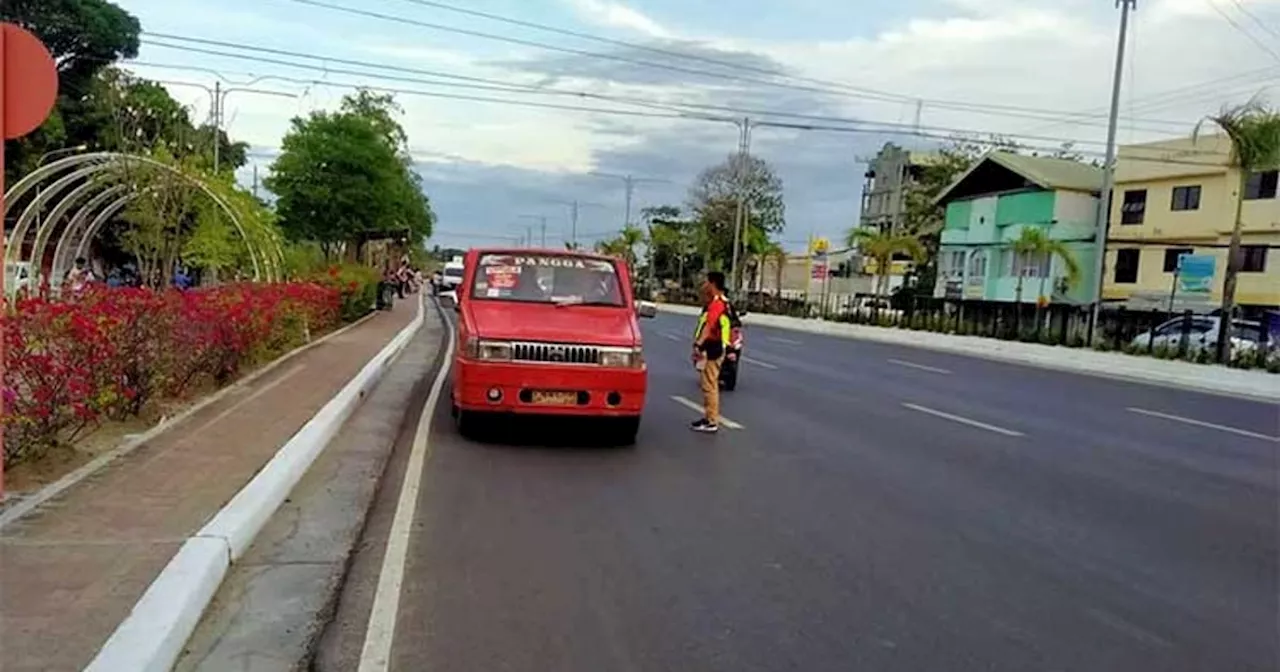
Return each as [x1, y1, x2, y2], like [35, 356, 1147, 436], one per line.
[690, 271, 731, 433]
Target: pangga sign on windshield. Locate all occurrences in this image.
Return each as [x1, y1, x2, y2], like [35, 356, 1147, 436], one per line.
[480, 254, 614, 272]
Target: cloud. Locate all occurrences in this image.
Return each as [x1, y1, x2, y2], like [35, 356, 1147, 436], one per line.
[563, 0, 675, 39]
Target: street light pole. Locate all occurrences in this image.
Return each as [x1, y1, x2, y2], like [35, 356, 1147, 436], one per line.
[1088, 0, 1137, 342]
[729, 117, 753, 295]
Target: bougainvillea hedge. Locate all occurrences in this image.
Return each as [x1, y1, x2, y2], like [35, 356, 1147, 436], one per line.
[2, 282, 345, 466]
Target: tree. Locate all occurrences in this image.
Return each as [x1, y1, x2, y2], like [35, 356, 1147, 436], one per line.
[1009, 227, 1081, 330]
[760, 241, 788, 294]
[267, 91, 435, 258]
[2, 0, 141, 183]
[1195, 100, 1280, 362]
[846, 228, 926, 298]
[595, 224, 644, 271]
[688, 153, 785, 288]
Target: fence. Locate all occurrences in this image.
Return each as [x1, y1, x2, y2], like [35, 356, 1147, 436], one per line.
[663, 290, 1279, 372]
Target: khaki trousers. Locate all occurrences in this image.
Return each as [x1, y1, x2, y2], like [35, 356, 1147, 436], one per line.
[699, 356, 723, 423]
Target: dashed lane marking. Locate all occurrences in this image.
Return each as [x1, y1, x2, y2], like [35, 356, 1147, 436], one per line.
[902, 403, 1024, 437]
[1127, 407, 1279, 442]
[742, 356, 778, 370]
[670, 395, 745, 429]
[888, 359, 952, 375]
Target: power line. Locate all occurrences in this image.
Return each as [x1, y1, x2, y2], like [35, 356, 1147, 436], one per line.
[124, 49, 1236, 168]
[126, 56, 1234, 169]
[135, 37, 1216, 148]
[1227, 0, 1280, 40]
[1205, 0, 1280, 62]
[277, 0, 1203, 128]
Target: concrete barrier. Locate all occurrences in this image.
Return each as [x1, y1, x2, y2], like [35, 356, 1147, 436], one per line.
[84, 299, 426, 672]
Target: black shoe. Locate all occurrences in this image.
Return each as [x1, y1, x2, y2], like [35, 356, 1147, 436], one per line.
[691, 419, 719, 433]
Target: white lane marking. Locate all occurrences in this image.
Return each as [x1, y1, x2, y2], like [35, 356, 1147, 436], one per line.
[660, 332, 682, 341]
[670, 395, 745, 429]
[888, 359, 952, 375]
[768, 336, 802, 345]
[358, 307, 457, 672]
[742, 356, 778, 370]
[1126, 407, 1280, 442]
[902, 403, 1024, 437]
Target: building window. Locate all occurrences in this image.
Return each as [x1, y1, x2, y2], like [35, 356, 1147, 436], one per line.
[947, 250, 966, 277]
[1170, 185, 1201, 211]
[1163, 248, 1193, 273]
[1121, 189, 1147, 224]
[1014, 251, 1051, 278]
[1114, 248, 1140, 283]
[1244, 170, 1278, 200]
[1241, 245, 1268, 273]
[968, 250, 987, 279]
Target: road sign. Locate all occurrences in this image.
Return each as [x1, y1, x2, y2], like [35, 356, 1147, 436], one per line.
[2, 22, 60, 497]
[3, 24, 59, 139]
[1176, 254, 1215, 294]
[811, 263, 828, 280]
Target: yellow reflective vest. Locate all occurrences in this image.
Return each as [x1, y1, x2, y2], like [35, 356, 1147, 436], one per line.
[693, 296, 732, 344]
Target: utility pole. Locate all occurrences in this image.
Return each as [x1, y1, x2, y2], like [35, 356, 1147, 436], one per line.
[252, 164, 259, 199]
[1088, 0, 1137, 343]
[517, 214, 547, 248]
[212, 80, 221, 173]
[571, 201, 579, 248]
[729, 117, 753, 295]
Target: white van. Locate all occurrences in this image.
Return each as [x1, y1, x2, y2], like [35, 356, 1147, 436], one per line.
[441, 256, 465, 290]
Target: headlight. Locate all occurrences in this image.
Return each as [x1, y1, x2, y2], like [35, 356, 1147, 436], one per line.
[464, 338, 512, 361]
[599, 347, 644, 368]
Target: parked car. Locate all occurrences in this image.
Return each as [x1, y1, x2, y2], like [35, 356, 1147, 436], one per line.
[450, 248, 652, 444]
[1130, 316, 1265, 355]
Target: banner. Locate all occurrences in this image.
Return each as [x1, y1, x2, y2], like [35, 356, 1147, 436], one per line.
[1176, 254, 1215, 294]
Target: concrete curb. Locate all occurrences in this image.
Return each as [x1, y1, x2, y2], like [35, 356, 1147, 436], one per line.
[656, 303, 1280, 402]
[84, 298, 426, 672]
[0, 309, 379, 529]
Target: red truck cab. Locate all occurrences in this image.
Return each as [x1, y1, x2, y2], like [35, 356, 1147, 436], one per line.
[450, 248, 653, 443]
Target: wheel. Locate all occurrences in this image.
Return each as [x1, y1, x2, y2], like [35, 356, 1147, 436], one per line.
[455, 407, 478, 439]
[611, 417, 641, 446]
[720, 360, 738, 391]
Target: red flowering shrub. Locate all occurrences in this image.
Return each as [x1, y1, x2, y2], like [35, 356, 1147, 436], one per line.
[3, 282, 341, 465]
[310, 264, 380, 323]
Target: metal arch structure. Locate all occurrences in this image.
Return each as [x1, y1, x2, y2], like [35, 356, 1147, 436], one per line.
[3, 151, 281, 283]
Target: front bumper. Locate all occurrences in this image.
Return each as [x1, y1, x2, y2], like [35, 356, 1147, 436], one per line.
[453, 359, 646, 416]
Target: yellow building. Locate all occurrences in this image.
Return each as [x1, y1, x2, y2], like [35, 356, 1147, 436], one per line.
[1102, 134, 1279, 311]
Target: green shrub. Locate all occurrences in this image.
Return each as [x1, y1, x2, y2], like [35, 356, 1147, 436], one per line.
[311, 264, 381, 323]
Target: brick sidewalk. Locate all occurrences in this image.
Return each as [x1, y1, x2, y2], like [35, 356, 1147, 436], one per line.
[0, 298, 417, 672]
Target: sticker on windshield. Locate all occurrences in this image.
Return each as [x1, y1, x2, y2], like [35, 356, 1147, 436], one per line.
[486, 288, 501, 297]
[484, 264, 521, 289]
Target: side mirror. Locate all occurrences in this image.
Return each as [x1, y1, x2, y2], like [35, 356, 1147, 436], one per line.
[636, 300, 658, 318]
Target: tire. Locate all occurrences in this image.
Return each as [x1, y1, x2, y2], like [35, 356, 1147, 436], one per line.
[455, 407, 477, 439]
[720, 360, 738, 391]
[612, 417, 641, 446]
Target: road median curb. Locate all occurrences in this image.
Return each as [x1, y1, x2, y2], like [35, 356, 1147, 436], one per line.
[84, 298, 426, 672]
[656, 303, 1279, 402]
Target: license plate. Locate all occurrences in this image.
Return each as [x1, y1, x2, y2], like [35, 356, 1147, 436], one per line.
[530, 390, 578, 405]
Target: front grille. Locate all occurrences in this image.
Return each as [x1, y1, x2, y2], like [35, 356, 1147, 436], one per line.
[511, 341, 601, 365]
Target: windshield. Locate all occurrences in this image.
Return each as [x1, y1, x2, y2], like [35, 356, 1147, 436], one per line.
[443, 267, 464, 278]
[470, 253, 624, 306]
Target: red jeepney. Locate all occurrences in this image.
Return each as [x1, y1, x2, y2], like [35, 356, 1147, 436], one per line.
[450, 248, 653, 443]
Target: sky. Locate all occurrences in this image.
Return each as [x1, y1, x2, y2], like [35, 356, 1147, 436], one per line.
[114, 0, 1280, 251]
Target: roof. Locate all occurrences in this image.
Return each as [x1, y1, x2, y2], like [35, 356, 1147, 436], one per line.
[933, 151, 1104, 206]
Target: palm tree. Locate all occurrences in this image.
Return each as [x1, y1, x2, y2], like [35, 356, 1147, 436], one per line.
[1010, 227, 1081, 330]
[761, 241, 787, 296]
[1195, 100, 1280, 361]
[846, 227, 926, 299]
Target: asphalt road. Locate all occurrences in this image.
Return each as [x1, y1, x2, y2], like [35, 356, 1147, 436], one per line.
[318, 310, 1279, 672]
